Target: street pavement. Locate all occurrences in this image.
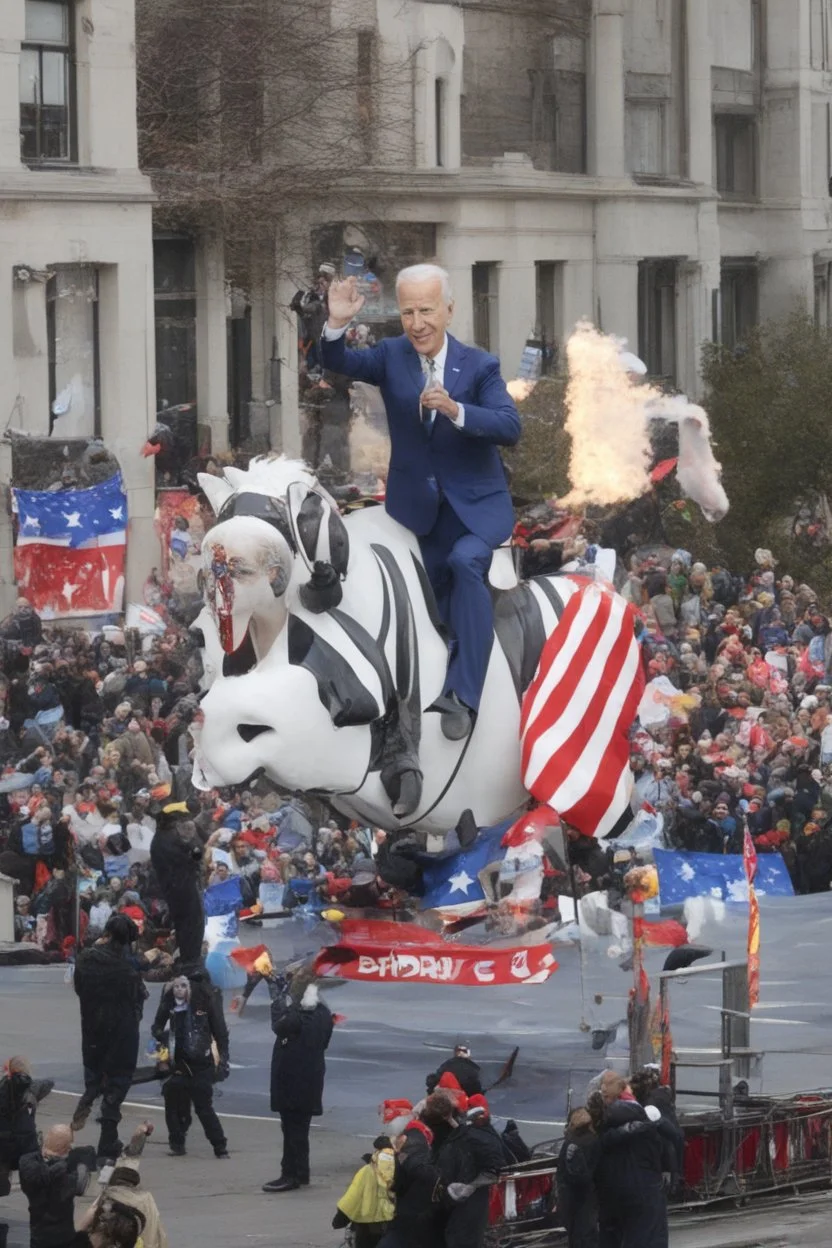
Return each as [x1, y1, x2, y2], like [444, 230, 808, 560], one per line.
[1, 890, 832, 1245]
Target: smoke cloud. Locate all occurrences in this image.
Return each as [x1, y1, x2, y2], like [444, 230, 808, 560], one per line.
[558, 321, 728, 522]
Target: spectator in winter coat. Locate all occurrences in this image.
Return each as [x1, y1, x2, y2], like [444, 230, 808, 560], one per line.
[71, 915, 147, 1161]
[0, 1056, 54, 1196]
[428, 1045, 483, 1098]
[19, 1124, 90, 1248]
[331, 1139, 395, 1248]
[78, 1122, 168, 1248]
[556, 1107, 600, 1248]
[263, 974, 334, 1193]
[151, 973, 230, 1158]
[428, 1090, 504, 1248]
[592, 1073, 670, 1248]
[378, 1118, 440, 1248]
[630, 1068, 685, 1190]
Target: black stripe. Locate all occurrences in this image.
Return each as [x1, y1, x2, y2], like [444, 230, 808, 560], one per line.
[493, 583, 547, 701]
[372, 544, 419, 704]
[297, 493, 325, 563]
[411, 551, 448, 642]
[287, 615, 379, 727]
[531, 574, 566, 621]
[331, 608, 394, 709]
[376, 560, 391, 653]
[216, 491, 296, 553]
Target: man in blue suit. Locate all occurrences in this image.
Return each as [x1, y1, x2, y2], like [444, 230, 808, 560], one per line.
[321, 263, 521, 747]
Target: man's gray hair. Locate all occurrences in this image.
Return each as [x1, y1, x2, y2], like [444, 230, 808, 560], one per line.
[396, 263, 454, 305]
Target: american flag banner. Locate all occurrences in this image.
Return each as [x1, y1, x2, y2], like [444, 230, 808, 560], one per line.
[520, 577, 645, 838]
[12, 473, 127, 618]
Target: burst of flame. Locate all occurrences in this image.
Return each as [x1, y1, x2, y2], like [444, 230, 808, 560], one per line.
[507, 379, 537, 402]
[560, 321, 658, 509]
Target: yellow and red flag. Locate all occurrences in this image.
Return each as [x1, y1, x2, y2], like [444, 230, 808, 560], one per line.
[743, 823, 760, 1008]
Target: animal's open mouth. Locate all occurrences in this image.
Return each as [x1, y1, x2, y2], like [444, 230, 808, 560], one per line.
[222, 627, 257, 677]
[238, 724, 272, 743]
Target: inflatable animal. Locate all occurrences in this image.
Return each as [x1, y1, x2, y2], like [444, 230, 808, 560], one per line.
[191, 457, 643, 839]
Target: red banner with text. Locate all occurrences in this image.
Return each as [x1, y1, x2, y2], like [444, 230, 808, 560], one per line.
[314, 940, 557, 987]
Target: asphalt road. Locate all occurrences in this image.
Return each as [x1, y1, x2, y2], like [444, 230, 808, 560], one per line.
[2, 891, 832, 1246]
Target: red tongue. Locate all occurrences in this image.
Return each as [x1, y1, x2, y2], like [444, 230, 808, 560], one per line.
[219, 611, 234, 654]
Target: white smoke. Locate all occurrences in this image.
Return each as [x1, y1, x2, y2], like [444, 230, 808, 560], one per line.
[557, 321, 728, 522]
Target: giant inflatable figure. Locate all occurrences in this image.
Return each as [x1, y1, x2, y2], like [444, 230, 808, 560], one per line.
[191, 456, 644, 841]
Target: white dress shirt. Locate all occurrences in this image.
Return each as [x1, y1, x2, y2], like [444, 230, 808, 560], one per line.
[322, 324, 465, 427]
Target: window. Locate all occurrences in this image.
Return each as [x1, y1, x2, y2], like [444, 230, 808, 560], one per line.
[435, 77, 446, 168]
[720, 262, 759, 349]
[638, 260, 677, 383]
[715, 114, 757, 198]
[535, 261, 563, 374]
[47, 265, 100, 437]
[472, 263, 499, 353]
[154, 237, 197, 411]
[552, 36, 587, 174]
[626, 101, 665, 177]
[20, 0, 74, 162]
[814, 260, 832, 329]
[357, 30, 374, 162]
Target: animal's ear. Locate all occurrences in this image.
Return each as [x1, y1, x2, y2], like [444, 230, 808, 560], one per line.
[287, 484, 350, 578]
[222, 466, 249, 491]
[197, 473, 234, 515]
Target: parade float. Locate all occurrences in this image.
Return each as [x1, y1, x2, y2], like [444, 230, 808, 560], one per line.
[188, 327, 832, 1238]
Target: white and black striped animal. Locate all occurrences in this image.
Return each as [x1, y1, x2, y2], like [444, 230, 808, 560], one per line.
[192, 457, 641, 839]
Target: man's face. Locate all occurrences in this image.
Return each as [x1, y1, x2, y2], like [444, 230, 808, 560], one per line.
[397, 278, 452, 359]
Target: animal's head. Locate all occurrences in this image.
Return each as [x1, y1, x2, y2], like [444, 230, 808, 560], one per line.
[198, 456, 351, 660]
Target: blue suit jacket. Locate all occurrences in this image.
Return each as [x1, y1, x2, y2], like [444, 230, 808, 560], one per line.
[320, 332, 521, 547]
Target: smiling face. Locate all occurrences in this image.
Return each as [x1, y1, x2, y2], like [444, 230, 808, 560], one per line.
[397, 277, 453, 359]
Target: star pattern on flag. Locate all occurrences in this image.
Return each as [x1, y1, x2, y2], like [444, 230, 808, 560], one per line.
[13, 474, 128, 549]
[11, 473, 128, 618]
[448, 870, 474, 895]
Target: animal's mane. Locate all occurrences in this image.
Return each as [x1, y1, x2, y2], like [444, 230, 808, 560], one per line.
[238, 454, 318, 497]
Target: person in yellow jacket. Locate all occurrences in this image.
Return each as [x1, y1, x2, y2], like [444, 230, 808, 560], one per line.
[331, 1140, 395, 1248]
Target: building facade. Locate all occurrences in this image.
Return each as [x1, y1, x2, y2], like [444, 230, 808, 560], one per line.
[143, 1, 832, 468]
[221, 0, 830, 456]
[0, 0, 156, 616]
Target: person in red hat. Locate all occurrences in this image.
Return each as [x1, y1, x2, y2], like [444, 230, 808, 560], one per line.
[427, 1088, 504, 1248]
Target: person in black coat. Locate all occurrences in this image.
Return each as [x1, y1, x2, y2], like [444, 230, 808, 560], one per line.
[592, 1075, 670, 1248]
[429, 1091, 504, 1248]
[556, 1108, 601, 1248]
[19, 1123, 90, 1248]
[378, 1119, 440, 1248]
[263, 974, 334, 1193]
[71, 916, 147, 1161]
[151, 972, 230, 1158]
[0, 1057, 54, 1196]
[428, 1045, 483, 1098]
[149, 801, 205, 966]
[630, 1068, 685, 1190]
